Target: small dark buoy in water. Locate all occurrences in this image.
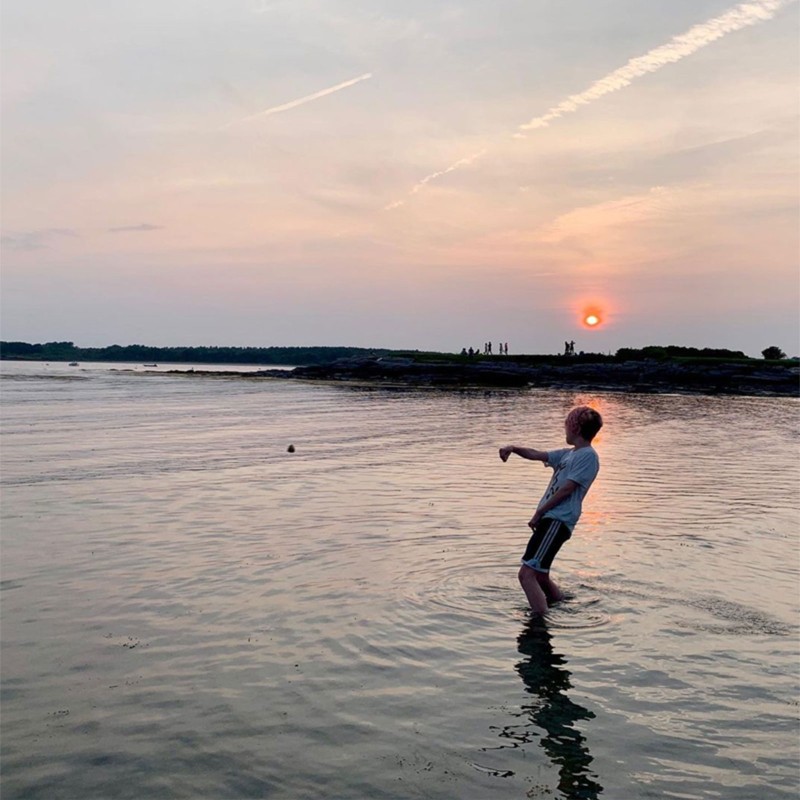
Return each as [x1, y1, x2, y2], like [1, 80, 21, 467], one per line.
[287, 444, 295, 453]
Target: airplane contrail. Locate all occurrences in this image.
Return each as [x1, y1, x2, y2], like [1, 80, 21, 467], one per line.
[517, 0, 794, 133]
[223, 73, 372, 128]
[385, 149, 487, 209]
[386, 0, 793, 207]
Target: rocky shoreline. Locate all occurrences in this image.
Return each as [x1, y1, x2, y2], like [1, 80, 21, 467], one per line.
[170, 356, 800, 397]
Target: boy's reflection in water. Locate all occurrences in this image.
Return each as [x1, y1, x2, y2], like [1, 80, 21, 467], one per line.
[498, 618, 603, 799]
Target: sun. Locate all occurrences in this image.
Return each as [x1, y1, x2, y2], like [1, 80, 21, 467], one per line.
[581, 307, 604, 329]
[575, 297, 612, 331]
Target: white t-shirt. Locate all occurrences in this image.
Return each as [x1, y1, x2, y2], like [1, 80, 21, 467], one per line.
[537, 446, 600, 529]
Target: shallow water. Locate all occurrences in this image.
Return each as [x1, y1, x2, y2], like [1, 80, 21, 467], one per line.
[1, 361, 798, 799]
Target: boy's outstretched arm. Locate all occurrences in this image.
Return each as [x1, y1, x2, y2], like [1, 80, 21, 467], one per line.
[499, 445, 548, 462]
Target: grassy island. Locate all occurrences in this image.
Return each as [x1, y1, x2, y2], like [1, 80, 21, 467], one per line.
[2, 341, 797, 397]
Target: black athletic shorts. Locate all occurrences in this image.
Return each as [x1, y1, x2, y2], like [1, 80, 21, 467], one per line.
[520, 517, 572, 573]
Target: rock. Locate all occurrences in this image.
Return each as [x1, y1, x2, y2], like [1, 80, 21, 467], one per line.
[168, 357, 800, 397]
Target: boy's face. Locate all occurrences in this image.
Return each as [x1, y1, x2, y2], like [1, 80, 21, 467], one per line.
[565, 418, 580, 445]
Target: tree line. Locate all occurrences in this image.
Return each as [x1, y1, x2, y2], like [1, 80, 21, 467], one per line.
[614, 345, 749, 360]
[615, 345, 790, 362]
[0, 341, 790, 365]
[0, 341, 393, 366]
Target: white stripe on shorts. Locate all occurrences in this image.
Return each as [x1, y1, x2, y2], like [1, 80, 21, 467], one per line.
[533, 518, 561, 565]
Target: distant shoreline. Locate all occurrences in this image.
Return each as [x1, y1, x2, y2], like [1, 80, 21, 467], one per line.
[3, 343, 798, 397]
[162, 355, 799, 398]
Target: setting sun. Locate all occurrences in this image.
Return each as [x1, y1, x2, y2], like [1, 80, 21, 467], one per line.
[581, 307, 604, 329]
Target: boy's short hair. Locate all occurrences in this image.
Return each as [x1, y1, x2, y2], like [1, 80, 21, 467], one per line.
[566, 406, 603, 441]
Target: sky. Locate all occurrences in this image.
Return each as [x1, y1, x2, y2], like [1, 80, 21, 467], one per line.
[2, 0, 798, 357]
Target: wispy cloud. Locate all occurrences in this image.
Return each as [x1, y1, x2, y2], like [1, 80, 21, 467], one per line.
[388, 0, 793, 207]
[537, 186, 674, 244]
[108, 223, 163, 233]
[517, 0, 794, 134]
[223, 73, 372, 129]
[1, 228, 77, 251]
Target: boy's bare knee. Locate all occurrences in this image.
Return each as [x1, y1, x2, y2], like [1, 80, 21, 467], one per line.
[518, 565, 536, 583]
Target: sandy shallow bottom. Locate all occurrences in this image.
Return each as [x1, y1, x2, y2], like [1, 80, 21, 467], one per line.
[2, 362, 798, 799]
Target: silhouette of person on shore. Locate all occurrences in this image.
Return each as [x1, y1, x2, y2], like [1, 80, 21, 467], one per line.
[494, 618, 603, 798]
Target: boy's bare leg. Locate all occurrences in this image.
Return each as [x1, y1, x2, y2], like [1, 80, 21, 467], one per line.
[518, 565, 549, 615]
[535, 572, 564, 604]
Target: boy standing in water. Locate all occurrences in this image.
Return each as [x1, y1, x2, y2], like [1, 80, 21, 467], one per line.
[499, 406, 603, 615]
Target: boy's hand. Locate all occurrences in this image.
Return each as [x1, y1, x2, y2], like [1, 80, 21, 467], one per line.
[528, 511, 542, 529]
[499, 446, 512, 462]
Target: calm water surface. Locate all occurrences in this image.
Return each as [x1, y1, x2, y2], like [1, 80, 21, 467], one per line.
[1, 361, 798, 799]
